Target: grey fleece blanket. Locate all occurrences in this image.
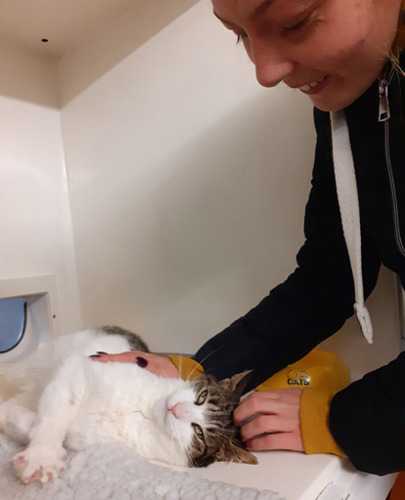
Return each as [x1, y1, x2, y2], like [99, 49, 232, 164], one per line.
[0, 434, 284, 500]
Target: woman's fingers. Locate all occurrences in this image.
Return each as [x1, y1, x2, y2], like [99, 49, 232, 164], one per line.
[239, 413, 299, 440]
[90, 351, 137, 363]
[234, 389, 304, 452]
[234, 389, 301, 425]
[246, 429, 304, 452]
[90, 351, 180, 378]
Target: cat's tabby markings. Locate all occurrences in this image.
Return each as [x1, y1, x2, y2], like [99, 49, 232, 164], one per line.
[0, 326, 256, 485]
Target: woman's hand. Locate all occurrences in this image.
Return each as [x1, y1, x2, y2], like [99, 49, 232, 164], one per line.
[90, 351, 180, 378]
[233, 389, 304, 452]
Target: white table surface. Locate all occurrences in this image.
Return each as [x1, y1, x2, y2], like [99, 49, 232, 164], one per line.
[176, 451, 396, 500]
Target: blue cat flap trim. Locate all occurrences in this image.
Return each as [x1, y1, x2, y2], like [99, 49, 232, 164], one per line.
[0, 297, 27, 353]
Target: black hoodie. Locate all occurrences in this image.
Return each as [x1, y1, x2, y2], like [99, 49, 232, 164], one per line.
[194, 54, 405, 475]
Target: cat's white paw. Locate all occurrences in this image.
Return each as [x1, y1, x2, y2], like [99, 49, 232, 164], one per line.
[12, 446, 65, 485]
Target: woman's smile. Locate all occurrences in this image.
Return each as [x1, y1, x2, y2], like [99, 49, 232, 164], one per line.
[287, 75, 328, 94]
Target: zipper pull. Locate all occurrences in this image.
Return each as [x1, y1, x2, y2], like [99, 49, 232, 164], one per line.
[378, 79, 390, 121]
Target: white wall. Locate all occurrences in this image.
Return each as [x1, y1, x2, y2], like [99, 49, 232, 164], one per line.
[61, 0, 314, 353]
[0, 50, 82, 333]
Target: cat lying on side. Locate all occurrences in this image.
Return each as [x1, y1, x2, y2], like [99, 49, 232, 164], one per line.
[0, 326, 256, 485]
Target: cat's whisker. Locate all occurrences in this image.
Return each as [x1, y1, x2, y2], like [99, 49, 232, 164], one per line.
[177, 353, 183, 380]
[132, 410, 152, 420]
[185, 348, 222, 382]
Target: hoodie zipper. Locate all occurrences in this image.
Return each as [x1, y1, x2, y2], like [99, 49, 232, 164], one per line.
[379, 70, 405, 257]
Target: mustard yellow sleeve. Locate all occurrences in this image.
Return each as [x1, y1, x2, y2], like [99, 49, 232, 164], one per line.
[253, 350, 350, 457]
[300, 388, 346, 457]
[168, 355, 204, 381]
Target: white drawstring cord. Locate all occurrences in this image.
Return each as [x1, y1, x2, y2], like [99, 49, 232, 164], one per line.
[331, 110, 373, 344]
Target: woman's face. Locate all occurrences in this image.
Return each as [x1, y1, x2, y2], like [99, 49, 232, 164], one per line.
[212, 0, 402, 111]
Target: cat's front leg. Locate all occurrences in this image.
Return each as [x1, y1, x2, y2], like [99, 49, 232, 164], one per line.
[12, 357, 86, 485]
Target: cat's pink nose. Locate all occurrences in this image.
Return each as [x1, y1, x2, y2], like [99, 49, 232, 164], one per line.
[169, 402, 183, 419]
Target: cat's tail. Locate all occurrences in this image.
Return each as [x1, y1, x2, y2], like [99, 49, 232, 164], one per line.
[0, 355, 47, 433]
[0, 347, 49, 403]
[0, 364, 24, 404]
[0, 370, 21, 432]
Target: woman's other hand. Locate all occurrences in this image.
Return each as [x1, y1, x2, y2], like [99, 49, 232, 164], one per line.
[90, 351, 180, 378]
[233, 389, 304, 452]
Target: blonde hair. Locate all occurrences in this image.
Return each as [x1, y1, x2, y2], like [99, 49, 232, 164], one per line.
[389, 1, 405, 75]
[393, 1, 405, 52]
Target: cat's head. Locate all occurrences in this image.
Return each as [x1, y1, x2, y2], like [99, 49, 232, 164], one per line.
[153, 371, 257, 468]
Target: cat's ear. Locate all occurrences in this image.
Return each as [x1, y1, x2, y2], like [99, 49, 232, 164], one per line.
[216, 440, 258, 465]
[226, 370, 253, 402]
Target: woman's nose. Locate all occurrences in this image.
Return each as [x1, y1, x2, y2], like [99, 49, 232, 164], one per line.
[249, 40, 294, 88]
[255, 59, 294, 88]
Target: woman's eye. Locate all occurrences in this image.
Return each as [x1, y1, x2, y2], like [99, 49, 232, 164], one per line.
[236, 32, 247, 45]
[283, 14, 311, 33]
[192, 423, 204, 441]
[195, 390, 208, 406]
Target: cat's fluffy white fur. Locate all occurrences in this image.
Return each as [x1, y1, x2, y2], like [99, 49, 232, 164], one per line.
[0, 329, 203, 485]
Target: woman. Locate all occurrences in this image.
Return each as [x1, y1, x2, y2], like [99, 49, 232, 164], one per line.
[95, 0, 405, 475]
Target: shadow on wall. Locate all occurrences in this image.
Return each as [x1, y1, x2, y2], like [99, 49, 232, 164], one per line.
[71, 90, 315, 350]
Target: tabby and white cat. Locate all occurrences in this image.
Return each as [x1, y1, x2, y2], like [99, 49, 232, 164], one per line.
[0, 326, 256, 485]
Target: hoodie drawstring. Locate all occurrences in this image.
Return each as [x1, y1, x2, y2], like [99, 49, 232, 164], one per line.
[331, 110, 373, 344]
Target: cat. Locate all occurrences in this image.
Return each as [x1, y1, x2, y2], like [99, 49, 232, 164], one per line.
[0, 326, 257, 485]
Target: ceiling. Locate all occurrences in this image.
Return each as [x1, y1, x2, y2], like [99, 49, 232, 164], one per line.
[0, 0, 197, 58]
[0, 0, 200, 106]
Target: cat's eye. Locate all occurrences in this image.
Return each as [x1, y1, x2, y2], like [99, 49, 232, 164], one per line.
[192, 423, 204, 441]
[195, 390, 208, 406]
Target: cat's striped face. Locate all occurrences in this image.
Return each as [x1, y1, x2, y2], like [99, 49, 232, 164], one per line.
[153, 372, 257, 468]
